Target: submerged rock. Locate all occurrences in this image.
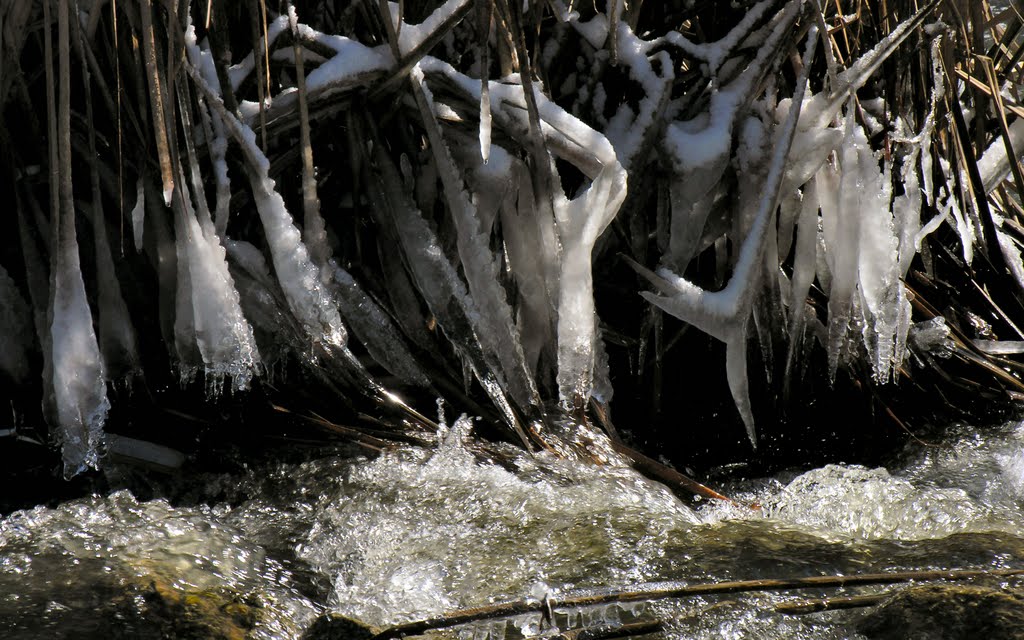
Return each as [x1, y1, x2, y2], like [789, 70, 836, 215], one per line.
[301, 614, 378, 640]
[128, 577, 264, 640]
[858, 582, 1024, 640]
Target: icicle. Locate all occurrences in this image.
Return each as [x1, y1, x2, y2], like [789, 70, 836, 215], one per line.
[637, 24, 819, 447]
[499, 157, 557, 374]
[411, 64, 541, 411]
[51, 0, 108, 477]
[172, 175, 260, 393]
[893, 144, 923, 278]
[820, 114, 860, 379]
[851, 124, 900, 382]
[50, 191, 110, 477]
[130, 177, 145, 251]
[783, 176, 821, 392]
[553, 160, 628, 408]
[480, 83, 492, 164]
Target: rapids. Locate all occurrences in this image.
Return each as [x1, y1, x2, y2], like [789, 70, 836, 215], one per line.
[1, 417, 1023, 639]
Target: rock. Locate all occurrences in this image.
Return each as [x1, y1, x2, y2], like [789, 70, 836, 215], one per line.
[858, 582, 1024, 640]
[301, 613, 379, 640]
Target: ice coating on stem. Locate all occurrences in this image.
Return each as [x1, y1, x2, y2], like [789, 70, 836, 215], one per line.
[130, 178, 145, 252]
[187, 57, 347, 350]
[172, 177, 260, 393]
[50, 203, 110, 477]
[331, 266, 430, 388]
[247, 168, 347, 348]
[413, 64, 541, 412]
[638, 24, 817, 446]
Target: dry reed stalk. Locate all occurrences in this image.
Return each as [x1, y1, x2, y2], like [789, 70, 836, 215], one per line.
[370, 568, 1024, 639]
[138, 0, 174, 203]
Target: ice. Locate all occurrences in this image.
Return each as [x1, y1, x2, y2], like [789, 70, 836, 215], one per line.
[554, 161, 627, 406]
[979, 116, 1024, 193]
[248, 172, 347, 348]
[367, 138, 531, 446]
[172, 175, 260, 392]
[417, 56, 628, 408]
[0, 264, 33, 384]
[495, 157, 558, 374]
[130, 177, 145, 251]
[411, 64, 540, 411]
[331, 266, 430, 387]
[638, 23, 817, 446]
[188, 61, 348, 350]
[89, 200, 140, 381]
[849, 123, 903, 382]
[479, 84, 492, 164]
[184, 19, 233, 237]
[783, 177, 821, 387]
[602, 24, 672, 170]
[50, 202, 110, 478]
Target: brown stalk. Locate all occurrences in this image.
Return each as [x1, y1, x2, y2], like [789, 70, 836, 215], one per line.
[370, 568, 1024, 640]
[138, 0, 174, 203]
[57, 0, 74, 235]
[247, 0, 268, 149]
[775, 593, 889, 615]
[978, 54, 1024, 207]
[43, 0, 60, 235]
[953, 67, 1024, 119]
[290, 2, 327, 267]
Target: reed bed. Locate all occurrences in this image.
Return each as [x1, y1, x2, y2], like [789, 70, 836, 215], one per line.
[1, 0, 1023, 479]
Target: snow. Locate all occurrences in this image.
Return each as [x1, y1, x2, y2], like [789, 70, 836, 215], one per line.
[385, 0, 472, 56]
[304, 39, 391, 93]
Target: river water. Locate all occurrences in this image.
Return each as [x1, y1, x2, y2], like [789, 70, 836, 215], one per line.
[1, 416, 1023, 639]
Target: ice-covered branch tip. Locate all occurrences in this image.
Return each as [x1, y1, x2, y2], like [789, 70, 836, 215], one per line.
[638, 22, 818, 447]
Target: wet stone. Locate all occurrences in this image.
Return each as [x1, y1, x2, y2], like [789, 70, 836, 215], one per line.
[301, 613, 378, 640]
[858, 582, 1024, 640]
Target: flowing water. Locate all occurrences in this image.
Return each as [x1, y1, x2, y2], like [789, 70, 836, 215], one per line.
[2, 417, 1024, 639]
